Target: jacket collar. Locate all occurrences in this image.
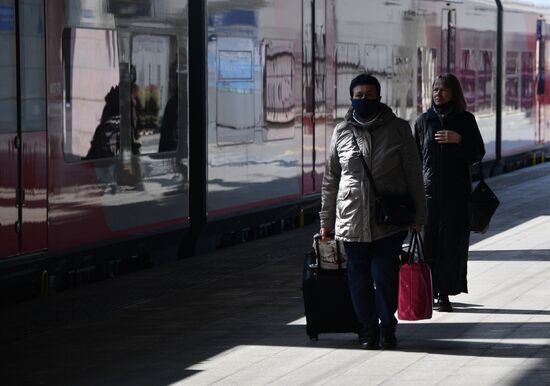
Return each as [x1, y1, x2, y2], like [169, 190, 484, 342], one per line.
[428, 103, 456, 121]
[345, 103, 395, 131]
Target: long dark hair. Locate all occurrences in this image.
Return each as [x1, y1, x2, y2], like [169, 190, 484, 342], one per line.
[433, 73, 467, 112]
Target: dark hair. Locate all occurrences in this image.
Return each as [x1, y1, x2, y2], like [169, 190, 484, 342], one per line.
[349, 73, 381, 98]
[433, 73, 467, 112]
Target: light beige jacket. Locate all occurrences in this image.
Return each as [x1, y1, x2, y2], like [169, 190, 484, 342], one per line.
[320, 105, 427, 242]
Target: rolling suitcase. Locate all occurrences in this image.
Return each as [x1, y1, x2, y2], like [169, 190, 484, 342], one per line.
[302, 235, 361, 340]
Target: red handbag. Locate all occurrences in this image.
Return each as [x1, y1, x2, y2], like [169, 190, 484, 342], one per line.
[398, 231, 433, 321]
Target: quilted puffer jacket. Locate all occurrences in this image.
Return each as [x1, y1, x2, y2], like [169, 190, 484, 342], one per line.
[320, 105, 426, 242]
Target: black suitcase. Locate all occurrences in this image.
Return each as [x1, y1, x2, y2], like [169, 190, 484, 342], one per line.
[302, 237, 361, 340]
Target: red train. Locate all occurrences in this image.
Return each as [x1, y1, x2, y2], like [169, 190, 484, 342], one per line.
[1, 0, 549, 293]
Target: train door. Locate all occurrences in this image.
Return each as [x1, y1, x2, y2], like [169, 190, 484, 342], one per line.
[441, 8, 456, 73]
[0, 0, 47, 259]
[302, 0, 326, 195]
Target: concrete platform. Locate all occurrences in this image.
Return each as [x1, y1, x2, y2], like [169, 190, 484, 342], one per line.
[1, 162, 550, 386]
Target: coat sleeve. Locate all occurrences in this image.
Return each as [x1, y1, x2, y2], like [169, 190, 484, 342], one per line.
[400, 121, 427, 224]
[319, 124, 343, 229]
[451, 112, 486, 164]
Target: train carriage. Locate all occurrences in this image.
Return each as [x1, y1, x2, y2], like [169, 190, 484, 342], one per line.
[1, 0, 549, 295]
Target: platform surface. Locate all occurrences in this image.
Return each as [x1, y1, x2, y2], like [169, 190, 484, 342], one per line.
[2, 162, 550, 385]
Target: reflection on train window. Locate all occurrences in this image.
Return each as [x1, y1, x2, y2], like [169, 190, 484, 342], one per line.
[219, 50, 253, 80]
[441, 8, 457, 73]
[417, 47, 436, 114]
[262, 39, 295, 140]
[20, 0, 46, 132]
[521, 51, 534, 110]
[215, 39, 255, 146]
[392, 46, 414, 121]
[460, 49, 476, 110]
[478, 50, 493, 111]
[335, 43, 360, 119]
[131, 34, 178, 154]
[365, 45, 389, 107]
[0, 0, 16, 134]
[62, 28, 120, 162]
[314, 29, 326, 110]
[505, 51, 519, 110]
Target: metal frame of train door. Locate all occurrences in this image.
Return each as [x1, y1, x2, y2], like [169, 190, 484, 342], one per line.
[7, 0, 24, 254]
[187, 0, 208, 256]
[536, 18, 546, 145]
[492, 0, 503, 176]
[441, 7, 456, 74]
[302, 0, 326, 196]
[302, 0, 314, 195]
[15, 0, 23, 253]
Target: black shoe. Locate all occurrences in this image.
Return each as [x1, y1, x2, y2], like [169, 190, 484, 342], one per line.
[381, 333, 398, 350]
[437, 295, 453, 312]
[359, 334, 380, 350]
[432, 294, 439, 309]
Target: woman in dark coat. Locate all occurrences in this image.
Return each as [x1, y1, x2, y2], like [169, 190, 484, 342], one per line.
[414, 73, 485, 312]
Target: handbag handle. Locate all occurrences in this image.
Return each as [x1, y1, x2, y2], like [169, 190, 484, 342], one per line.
[405, 230, 427, 264]
[349, 129, 381, 198]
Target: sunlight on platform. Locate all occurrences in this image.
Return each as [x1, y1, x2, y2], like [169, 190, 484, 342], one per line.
[287, 316, 306, 325]
[470, 216, 550, 251]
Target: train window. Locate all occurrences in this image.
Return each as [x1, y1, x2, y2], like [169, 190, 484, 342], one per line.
[417, 47, 437, 114]
[365, 44, 389, 104]
[0, 0, 45, 134]
[262, 39, 295, 141]
[505, 51, 519, 110]
[478, 50, 493, 111]
[131, 34, 178, 154]
[521, 51, 534, 110]
[460, 49, 476, 111]
[62, 28, 121, 162]
[392, 46, 414, 121]
[335, 43, 360, 119]
[215, 37, 255, 146]
[19, 0, 45, 132]
[0, 0, 16, 134]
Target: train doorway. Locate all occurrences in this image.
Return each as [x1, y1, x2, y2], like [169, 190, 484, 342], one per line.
[0, 0, 48, 259]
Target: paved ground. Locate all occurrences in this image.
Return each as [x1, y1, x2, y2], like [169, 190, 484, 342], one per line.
[1, 162, 550, 386]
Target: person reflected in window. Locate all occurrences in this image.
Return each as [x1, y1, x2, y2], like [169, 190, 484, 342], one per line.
[414, 73, 485, 312]
[320, 73, 426, 350]
[158, 62, 178, 152]
[84, 85, 120, 160]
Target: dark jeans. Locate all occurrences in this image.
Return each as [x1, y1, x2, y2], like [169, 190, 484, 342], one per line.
[344, 231, 407, 338]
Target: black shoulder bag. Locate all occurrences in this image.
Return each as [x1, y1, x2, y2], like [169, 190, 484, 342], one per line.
[469, 162, 500, 233]
[349, 130, 415, 226]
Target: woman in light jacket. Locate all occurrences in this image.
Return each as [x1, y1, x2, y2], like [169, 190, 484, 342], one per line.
[320, 73, 426, 350]
[414, 73, 485, 312]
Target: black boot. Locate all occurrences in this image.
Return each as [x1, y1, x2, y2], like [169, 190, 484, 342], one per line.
[359, 333, 380, 350]
[381, 332, 398, 349]
[437, 294, 453, 312]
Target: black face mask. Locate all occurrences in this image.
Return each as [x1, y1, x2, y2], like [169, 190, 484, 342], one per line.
[352, 98, 380, 118]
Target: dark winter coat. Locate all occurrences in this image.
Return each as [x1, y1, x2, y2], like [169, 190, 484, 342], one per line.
[414, 105, 485, 295]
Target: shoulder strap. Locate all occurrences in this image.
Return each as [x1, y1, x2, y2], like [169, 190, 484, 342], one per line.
[349, 129, 380, 197]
